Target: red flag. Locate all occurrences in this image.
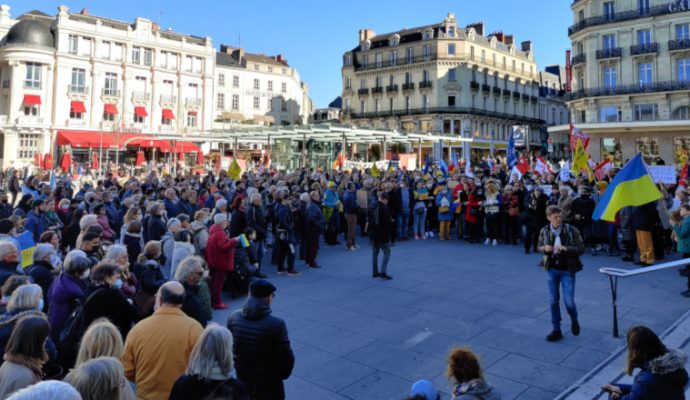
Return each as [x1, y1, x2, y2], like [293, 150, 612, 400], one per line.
[680, 162, 689, 187]
[534, 157, 551, 176]
[570, 123, 590, 151]
[516, 156, 530, 174]
[34, 153, 43, 169]
[91, 152, 99, 170]
[593, 160, 612, 181]
[196, 151, 204, 166]
[43, 153, 53, 170]
[60, 153, 72, 172]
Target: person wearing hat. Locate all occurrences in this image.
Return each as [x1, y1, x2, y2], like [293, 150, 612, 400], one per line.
[24, 199, 47, 243]
[25, 243, 59, 307]
[227, 279, 294, 400]
[406, 379, 440, 400]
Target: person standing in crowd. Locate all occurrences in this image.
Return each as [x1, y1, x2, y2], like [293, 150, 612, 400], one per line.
[503, 185, 520, 246]
[206, 214, 238, 310]
[538, 205, 585, 342]
[412, 180, 429, 240]
[0, 316, 51, 398]
[275, 192, 301, 276]
[602, 326, 688, 400]
[446, 347, 500, 400]
[305, 191, 324, 269]
[436, 182, 453, 241]
[227, 280, 294, 400]
[161, 218, 182, 280]
[571, 185, 596, 255]
[122, 281, 203, 400]
[24, 244, 58, 306]
[47, 253, 90, 343]
[146, 203, 167, 242]
[24, 200, 46, 243]
[322, 181, 340, 246]
[370, 192, 394, 280]
[524, 187, 548, 254]
[174, 256, 209, 327]
[0, 284, 56, 362]
[343, 183, 360, 250]
[246, 193, 267, 269]
[190, 210, 210, 257]
[633, 201, 659, 266]
[132, 241, 165, 317]
[8, 170, 19, 208]
[483, 180, 502, 246]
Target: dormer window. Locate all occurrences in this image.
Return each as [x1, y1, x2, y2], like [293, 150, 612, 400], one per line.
[448, 26, 456, 38]
[389, 35, 400, 46]
[362, 40, 371, 51]
[423, 30, 433, 40]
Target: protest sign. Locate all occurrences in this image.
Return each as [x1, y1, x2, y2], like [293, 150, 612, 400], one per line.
[648, 165, 676, 184]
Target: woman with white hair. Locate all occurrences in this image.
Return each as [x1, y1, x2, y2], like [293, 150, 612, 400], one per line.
[75, 214, 99, 250]
[169, 324, 248, 400]
[47, 251, 90, 343]
[103, 245, 138, 298]
[64, 357, 128, 400]
[6, 380, 81, 400]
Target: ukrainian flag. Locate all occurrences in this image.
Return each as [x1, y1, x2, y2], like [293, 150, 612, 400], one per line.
[593, 153, 662, 222]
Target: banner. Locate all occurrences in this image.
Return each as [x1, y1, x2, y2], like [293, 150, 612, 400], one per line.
[593, 160, 612, 181]
[569, 124, 590, 151]
[565, 50, 572, 92]
[648, 165, 677, 184]
[572, 139, 594, 181]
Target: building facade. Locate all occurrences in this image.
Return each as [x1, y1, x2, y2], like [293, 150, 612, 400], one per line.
[565, 0, 690, 167]
[213, 45, 311, 128]
[538, 66, 570, 159]
[341, 13, 545, 158]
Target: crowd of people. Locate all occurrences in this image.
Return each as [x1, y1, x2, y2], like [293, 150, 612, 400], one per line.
[0, 154, 684, 399]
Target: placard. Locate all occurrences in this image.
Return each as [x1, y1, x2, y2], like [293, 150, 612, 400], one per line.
[648, 165, 677, 184]
[447, 180, 459, 190]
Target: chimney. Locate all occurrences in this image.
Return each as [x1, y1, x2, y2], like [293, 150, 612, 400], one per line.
[521, 40, 532, 53]
[489, 31, 505, 43]
[79, 8, 88, 15]
[466, 22, 484, 36]
[233, 48, 245, 61]
[152, 23, 160, 31]
[358, 28, 375, 42]
[505, 34, 514, 46]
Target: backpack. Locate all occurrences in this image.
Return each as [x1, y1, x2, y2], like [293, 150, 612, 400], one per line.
[59, 287, 106, 348]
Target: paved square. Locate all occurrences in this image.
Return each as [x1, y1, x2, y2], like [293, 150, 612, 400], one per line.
[211, 239, 689, 399]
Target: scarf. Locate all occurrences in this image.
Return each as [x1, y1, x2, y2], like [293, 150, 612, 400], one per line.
[550, 224, 563, 249]
[4, 353, 45, 381]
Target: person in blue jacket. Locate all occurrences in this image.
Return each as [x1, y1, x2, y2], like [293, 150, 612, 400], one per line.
[603, 325, 688, 400]
[435, 182, 453, 241]
[24, 199, 47, 243]
[342, 183, 359, 250]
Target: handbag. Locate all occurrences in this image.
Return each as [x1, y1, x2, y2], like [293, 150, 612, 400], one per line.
[276, 228, 289, 242]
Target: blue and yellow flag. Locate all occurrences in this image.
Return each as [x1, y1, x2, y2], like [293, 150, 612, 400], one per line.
[593, 153, 662, 222]
[238, 234, 250, 248]
[16, 231, 35, 269]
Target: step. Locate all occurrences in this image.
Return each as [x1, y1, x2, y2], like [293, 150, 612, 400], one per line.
[556, 308, 690, 400]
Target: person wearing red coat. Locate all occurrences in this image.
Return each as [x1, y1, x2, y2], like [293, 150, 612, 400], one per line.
[465, 186, 483, 243]
[206, 214, 238, 310]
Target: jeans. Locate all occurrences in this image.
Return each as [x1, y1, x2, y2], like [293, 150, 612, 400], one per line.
[372, 241, 391, 275]
[397, 212, 410, 239]
[547, 269, 578, 331]
[439, 220, 451, 239]
[412, 208, 426, 236]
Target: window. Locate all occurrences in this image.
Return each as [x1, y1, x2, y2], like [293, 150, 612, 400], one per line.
[405, 72, 411, 84]
[448, 68, 456, 81]
[389, 98, 393, 110]
[113, 43, 123, 61]
[634, 104, 658, 121]
[406, 48, 413, 63]
[233, 75, 240, 87]
[253, 79, 260, 90]
[448, 96, 456, 107]
[678, 58, 690, 81]
[254, 64, 259, 71]
[346, 77, 352, 89]
[360, 100, 364, 113]
[24, 105, 38, 116]
[281, 82, 287, 93]
[422, 70, 429, 82]
[388, 75, 394, 85]
[143, 48, 153, 66]
[253, 97, 259, 109]
[599, 106, 620, 122]
[639, 0, 650, 14]
[187, 112, 197, 127]
[161, 113, 172, 125]
[68, 35, 78, 54]
[344, 55, 352, 67]
[423, 45, 431, 60]
[18, 134, 39, 160]
[232, 94, 239, 110]
[375, 53, 382, 68]
[24, 63, 41, 89]
[103, 109, 115, 122]
[603, 66, 617, 88]
[218, 73, 225, 87]
[104, 72, 118, 95]
[603, 1, 615, 20]
[603, 34, 616, 49]
[405, 96, 410, 111]
[268, 97, 273, 111]
[70, 109, 83, 120]
[268, 80, 273, 91]
[639, 63, 653, 86]
[638, 29, 651, 45]
[133, 112, 144, 124]
[448, 26, 455, 37]
[80, 37, 91, 56]
[448, 44, 456, 56]
[579, 10, 585, 22]
[362, 55, 368, 68]
[677, 24, 690, 40]
[423, 30, 432, 40]
[132, 47, 140, 64]
[70, 68, 86, 93]
[217, 93, 225, 110]
[268, 66, 273, 73]
[360, 78, 366, 88]
[674, 106, 690, 120]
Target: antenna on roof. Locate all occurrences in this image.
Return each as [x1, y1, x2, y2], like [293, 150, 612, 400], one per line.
[237, 33, 241, 49]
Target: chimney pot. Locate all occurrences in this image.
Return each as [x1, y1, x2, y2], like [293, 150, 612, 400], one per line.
[79, 7, 88, 15]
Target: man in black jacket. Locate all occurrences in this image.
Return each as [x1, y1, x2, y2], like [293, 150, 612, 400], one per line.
[174, 256, 209, 327]
[371, 192, 394, 280]
[632, 201, 659, 266]
[247, 193, 268, 269]
[25, 244, 57, 309]
[228, 280, 294, 400]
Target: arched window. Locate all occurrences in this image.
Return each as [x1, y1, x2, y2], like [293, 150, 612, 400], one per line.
[674, 106, 690, 120]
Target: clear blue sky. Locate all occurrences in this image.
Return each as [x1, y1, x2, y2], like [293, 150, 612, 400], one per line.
[15, 0, 572, 108]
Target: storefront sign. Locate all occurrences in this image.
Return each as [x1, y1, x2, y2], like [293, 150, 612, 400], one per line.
[565, 50, 572, 92]
[648, 165, 677, 184]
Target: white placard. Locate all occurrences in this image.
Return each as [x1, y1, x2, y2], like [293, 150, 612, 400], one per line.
[648, 165, 677, 184]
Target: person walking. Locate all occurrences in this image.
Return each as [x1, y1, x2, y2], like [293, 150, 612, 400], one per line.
[370, 192, 394, 280]
[537, 205, 585, 342]
[227, 280, 294, 400]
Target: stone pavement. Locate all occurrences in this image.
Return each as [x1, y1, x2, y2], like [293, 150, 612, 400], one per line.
[211, 238, 690, 400]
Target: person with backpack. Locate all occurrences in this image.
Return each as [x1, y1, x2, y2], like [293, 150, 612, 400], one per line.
[190, 210, 210, 257]
[537, 205, 585, 342]
[370, 192, 394, 280]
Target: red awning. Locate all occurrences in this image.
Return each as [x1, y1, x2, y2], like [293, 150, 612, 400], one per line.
[104, 104, 118, 115]
[57, 130, 139, 149]
[162, 109, 175, 120]
[23, 95, 41, 106]
[134, 106, 148, 117]
[70, 101, 86, 113]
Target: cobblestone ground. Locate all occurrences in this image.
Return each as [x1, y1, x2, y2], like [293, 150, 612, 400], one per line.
[211, 238, 689, 400]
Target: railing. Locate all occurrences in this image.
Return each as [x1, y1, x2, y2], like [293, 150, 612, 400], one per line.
[571, 53, 586, 66]
[566, 79, 690, 101]
[669, 38, 690, 51]
[481, 83, 491, 93]
[568, 1, 690, 36]
[102, 88, 121, 97]
[182, 126, 200, 134]
[419, 81, 433, 89]
[402, 83, 415, 90]
[512, 91, 521, 99]
[349, 106, 544, 125]
[530, 95, 538, 103]
[132, 91, 151, 101]
[357, 88, 369, 95]
[66, 119, 88, 128]
[470, 81, 479, 91]
[386, 84, 398, 93]
[492, 87, 501, 96]
[16, 116, 46, 126]
[596, 47, 622, 60]
[185, 97, 202, 107]
[521, 93, 530, 101]
[160, 94, 177, 104]
[600, 258, 690, 337]
[630, 42, 659, 55]
[354, 54, 438, 71]
[502, 89, 511, 97]
[371, 86, 384, 94]
[159, 124, 176, 133]
[68, 85, 88, 94]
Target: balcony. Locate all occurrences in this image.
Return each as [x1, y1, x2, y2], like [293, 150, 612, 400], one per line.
[522, 93, 530, 102]
[182, 126, 200, 135]
[16, 116, 46, 126]
[185, 97, 202, 107]
[596, 47, 622, 60]
[502, 89, 511, 98]
[354, 54, 438, 71]
[470, 81, 480, 91]
[386, 84, 398, 93]
[419, 81, 433, 89]
[512, 91, 521, 99]
[159, 124, 176, 133]
[102, 88, 121, 97]
[630, 43, 659, 55]
[160, 94, 177, 104]
[571, 54, 586, 67]
[357, 88, 369, 95]
[481, 83, 491, 94]
[371, 86, 384, 94]
[66, 119, 88, 128]
[530, 95, 538, 103]
[68, 85, 88, 94]
[348, 106, 544, 125]
[568, 2, 690, 36]
[492, 87, 501, 96]
[402, 82, 415, 91]
[132, 91, 151, 102]
[565, 80, 690, 101]
[669, 39, 690, 51]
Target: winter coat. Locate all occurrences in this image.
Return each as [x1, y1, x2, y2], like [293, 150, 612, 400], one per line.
[24, 261, 54, 305]
[0, 361, 39, 399]
[617, 349, 688, 400]
[537, 223, 586, 274]
[619, 206, 635, 241]
[557, 195, 574, 223]
[82, 285, 139, 340]
[123, 232, 143, 266]
[452, 378, 501, 400]
[227, 297, 295, 400]
[571, 195, 596, 225]
[161, 231, 175, 279]
[147, 214, 166, 241]
[246, 204, 267, 240]
[465, 192, 482, 224]
[206, 224, 237, 272]
[180, 282, 207, 328]
[230, 209, 247, 237]
[176, 199, 196, 219]
[370, 201, 394, 243]
[169, 375, 248, 400]
[136, 259, 166, 296]
[0, 309, 57, 362]
[674, 216, 690, 255]
[164, 198, 179, 219]
[47, 273, 86, 342]
[632, 202, 659, 231]
[306, 200, 325, 234]
[170, 241, 195, 280]
[24, 210, 46, 242]
[436, 191, 454, 221]
[190, 221, 209, 257]
[342, 190, 359, 215]
[276, 203, 296, 243]
[97, 214, 116, 241]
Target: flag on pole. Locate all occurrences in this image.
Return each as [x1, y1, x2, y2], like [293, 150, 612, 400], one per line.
[534, 157, 549, 176]
[560, 161, 571, 182]
[371, 162, 381, 178]
[509, 166, 523, 183]
[438, 159, 449, 178]
[516, 155, 530, 174]
[507, 131, 517, 168]
[227, 158, 242, 180]
[464, 155, 474, 177]
[569, 123, 590, 150]
[16, 231, 34, 269]
[680, 161, 689, 187]
[422, 154, 431, 175]
[593, 160, 613, 181]
[593, 153, 662, 221]
[450, 151, 460, 172]
[571, 139, 594, 182]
